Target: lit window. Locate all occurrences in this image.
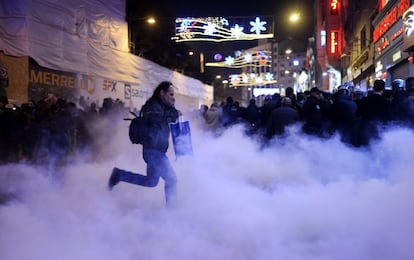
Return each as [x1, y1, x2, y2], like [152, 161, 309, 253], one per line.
[321, 30, 326, 47]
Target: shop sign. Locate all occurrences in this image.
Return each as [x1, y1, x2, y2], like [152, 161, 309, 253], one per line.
[392, 50, 402, 62]
[403, 5, 414, 51]
[330, 31, 339, 54]
[373, 0, 410, 43]
[330, 0, 339, 15]
[375, 20, 403, 56]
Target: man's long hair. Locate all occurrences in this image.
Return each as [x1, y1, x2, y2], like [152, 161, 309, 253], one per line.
[147, 81, 173, 104]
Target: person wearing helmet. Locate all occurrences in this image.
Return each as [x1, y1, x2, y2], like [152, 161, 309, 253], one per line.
[390, 78, 410, 123]
[331, 84, 358, 145]
[406, 77, 414, 126]
[392, 79, 406, 92]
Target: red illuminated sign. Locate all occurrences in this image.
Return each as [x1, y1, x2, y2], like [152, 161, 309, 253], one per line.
[331, 0, 339, 15]
[330, 31, 339, 54]
[373, 0, 410, 43]
[379, 0, 387, 10]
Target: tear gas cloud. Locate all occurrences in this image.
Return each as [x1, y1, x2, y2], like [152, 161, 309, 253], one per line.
[1, 113, 414, 260]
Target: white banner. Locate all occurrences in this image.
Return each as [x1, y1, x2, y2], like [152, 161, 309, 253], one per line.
[0, 0, 213, 109]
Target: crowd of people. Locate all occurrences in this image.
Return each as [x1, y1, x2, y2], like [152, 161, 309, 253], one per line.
[1, 77, 414, 166]
[0, 94, 127, 165]
[201, 78, 414, 147]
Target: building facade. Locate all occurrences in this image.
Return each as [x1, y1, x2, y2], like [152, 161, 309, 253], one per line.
[315, 0, 345, 91]
[373, 0, 414, 88]
[327, 0, 414, 91]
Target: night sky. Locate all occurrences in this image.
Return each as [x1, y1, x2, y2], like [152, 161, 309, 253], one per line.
[126, 0, 314, 81]
[127, 0, 314, 42]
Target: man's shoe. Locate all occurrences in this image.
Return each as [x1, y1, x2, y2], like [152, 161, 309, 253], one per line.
[108, 167, 120, 190]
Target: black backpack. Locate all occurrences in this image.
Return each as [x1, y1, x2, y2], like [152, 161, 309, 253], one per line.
[125, 110, 148, 145]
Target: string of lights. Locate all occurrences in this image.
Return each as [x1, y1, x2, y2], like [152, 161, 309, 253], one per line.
[205, 50, 272, 68]
[205, 49, 275, 87]
[173, 16, 274, 42]
[229, 72, 276, 87]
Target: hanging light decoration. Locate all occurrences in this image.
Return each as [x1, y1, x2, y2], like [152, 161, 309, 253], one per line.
[174, 16, 274, 42]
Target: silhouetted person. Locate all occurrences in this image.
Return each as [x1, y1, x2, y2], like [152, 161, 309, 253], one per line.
[355, 79, 389, 146]
[331, 87, 358, 145]
[220, 96, 241, 127]
[0, 103, 24, 163]
[260, 93, 281, 129]
[266, 97, 299, 138]
[302, 87, 326, 137]
[389, 79, 410, 124]
[285, 87, 298, 109]
[243, 98, 261, 135]
[358, 80, 389, 122]
[405, 77, 414, 126]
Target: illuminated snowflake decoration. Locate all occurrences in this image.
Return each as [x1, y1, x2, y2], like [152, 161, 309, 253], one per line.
[178, 18, 194, 32]
[203, 22, 217, 35]
[230, 24, 244, 38]
[250, 17, 267, 34]
[255, 76, 263, 84]
[265, 73, 274, 81]
[174, 16, 274, 42]
[225, 56, 235, 66]
[220, 18, 229, 26]
[235, 50, 242, 57]
[230, 74, 240, 83]
[244, 53, 253, 62]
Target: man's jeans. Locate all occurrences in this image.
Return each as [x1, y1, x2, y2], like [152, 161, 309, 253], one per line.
[117, 148, 177, 206]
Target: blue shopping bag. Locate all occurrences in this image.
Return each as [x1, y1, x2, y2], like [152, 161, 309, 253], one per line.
[169, 120, 193, 157]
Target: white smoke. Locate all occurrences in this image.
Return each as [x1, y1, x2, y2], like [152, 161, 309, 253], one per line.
[1, 115, 414, 260]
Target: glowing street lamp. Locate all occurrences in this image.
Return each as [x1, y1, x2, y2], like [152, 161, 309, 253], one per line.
[146, 17, 156, 25]
[289, 13, 300, 23]
[128, 15, 157, 54]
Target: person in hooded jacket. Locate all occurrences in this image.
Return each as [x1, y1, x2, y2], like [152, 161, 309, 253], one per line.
[108, 81, 180, 206]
